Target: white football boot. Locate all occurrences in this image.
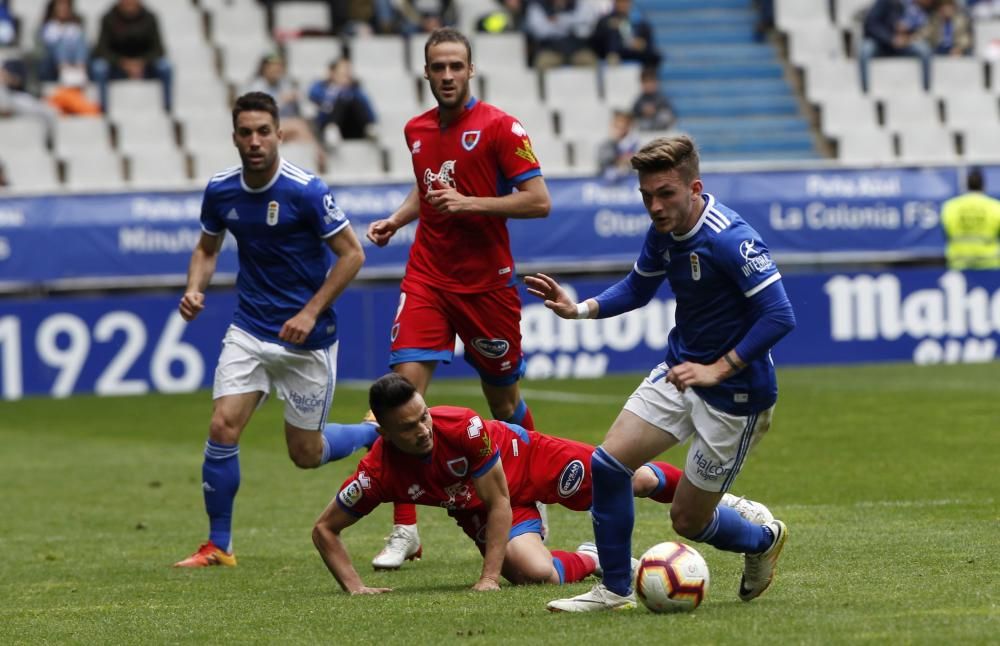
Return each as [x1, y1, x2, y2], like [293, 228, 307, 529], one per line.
[547, 583, 637, 612]
[371, 524, 422, 570]
[738, 519, 788, 601]
[720, 493, 775, 525]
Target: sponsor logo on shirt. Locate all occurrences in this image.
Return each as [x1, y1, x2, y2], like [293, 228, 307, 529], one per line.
[479, 433, 492, 457]
[511, 121, 527, 137]
[423, 160, 457, 192]
[471, 337, 510, 358]
[266, 200, 279, 226]
[557, 459, 585, 497]
[407, 483, 425, 500]
[739, 239, 774, 277]
[514, 139, 537, 164]
[339, 479, 363, 507]
[690, 252, 701, 281]
[358, 471, 371, 488]
[323, 194, 344, 225]
[411, 140, 422, 155]
[461, 130, 481, 151]
[447, 457, 469, 477]
[467, 416, 483, 438]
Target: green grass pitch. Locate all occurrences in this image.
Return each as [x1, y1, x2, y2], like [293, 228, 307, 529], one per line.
[1, 362, 997, 644]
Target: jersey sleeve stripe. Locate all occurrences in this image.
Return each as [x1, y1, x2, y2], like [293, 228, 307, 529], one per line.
[201, 224, 224, 235]
[280, 160, 314, 180]
[471, 449, 500, 478]
[335, 497, 365, 517]
[704, 212, 729, 233]
[634, 261, 667, 277]
[708, 208, 731, 227]
[508, 168, 542, 185]
[279, 169, 310, 186]
[209, 167, 241, 183]
[744, 272, 781, 298]
[320, 220, 351, 239]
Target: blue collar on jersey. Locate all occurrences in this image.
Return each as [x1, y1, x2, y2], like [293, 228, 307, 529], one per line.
[438, 96, 478, 128]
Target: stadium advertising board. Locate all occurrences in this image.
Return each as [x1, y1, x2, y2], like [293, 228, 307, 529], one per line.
[0, 166, 969, 289]
[1, 268, 997, 400]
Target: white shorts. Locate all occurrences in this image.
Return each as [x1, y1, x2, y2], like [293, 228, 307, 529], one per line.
[623, 362, 773, 493]
[212, 325, 338, 430]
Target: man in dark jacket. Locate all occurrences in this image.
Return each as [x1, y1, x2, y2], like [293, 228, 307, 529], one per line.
[91, 0, 172, 111]
[858, 0, 932, 91]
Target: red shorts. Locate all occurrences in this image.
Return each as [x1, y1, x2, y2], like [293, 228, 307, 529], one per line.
[389, 278, 524, 385]
[449, 504, 543, 554]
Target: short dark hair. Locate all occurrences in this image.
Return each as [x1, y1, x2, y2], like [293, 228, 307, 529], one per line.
[232, 92, 279, 129]
[424, 27, 472, 65]
[369, 373, 418, 421]
[630, 134, 700, 184]
[968, 166, 984, 191]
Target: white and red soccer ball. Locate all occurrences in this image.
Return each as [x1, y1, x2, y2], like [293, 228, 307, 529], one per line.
[635, 541, 710, 613]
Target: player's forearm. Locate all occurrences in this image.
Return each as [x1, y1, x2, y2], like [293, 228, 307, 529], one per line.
[301, 246, 364, 318]
[185, 246, 218, 293]
[389, 187, 421, 228]
[464, 184, 551, 220]
[312, 524, 365, 593]
[480, 499, 512, 584]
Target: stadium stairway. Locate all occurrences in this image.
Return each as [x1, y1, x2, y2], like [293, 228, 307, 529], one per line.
[638, 0, 821, 162]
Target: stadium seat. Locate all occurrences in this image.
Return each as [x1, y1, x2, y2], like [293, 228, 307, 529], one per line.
[558, 104, 613, 140]
[1, 152, 60, 192]
[281, 140, 322, 173]
[866, 58, 925, 99]
[107, 81, 165, 118]
[172, 82, 230, 121]
[218, 40, 272, 87]
[53, 116, 113, 157]
[568, 139, 601, 175]
[833, 0, 872, 29]
[602, 65, 642, 105]
[836, 130, 895, 165]
[896, 128, 958, 164]
[456, 0, 497, 35]
[774, 0, 832, 33]
[190, 148, 241, 181]
[0, 117, 48, 151]
[502, 102, 555, 140]
[384, 142, 415, 183]
[207, 3, 270, 51]
[529, 133, 572, 177]
[818, 95, 879, 136]
[350, 35, 408, 79]
[786, 24, 845, 69]
[360, 69, 421, 118]
[544, 68, 600, 106]
[481, 69, 543, 106]
[325, 140, 385, 183]
[472, 33, 530, 75]
[959, 126, 1000, 162]
[974, 20, 1000, 59]
[803, 58, 863, 103]
[273, 2, 332, 35]
[285, 37, 342, 88]
[114, 114, 178, 155]
[63, 151, 125, 191]
[128, 149, 190, 188]
[181, 112, 235, 153]
[942, 93, 1000, 131]
[930, 58, 985, 97]
[880, 94, 941, 131]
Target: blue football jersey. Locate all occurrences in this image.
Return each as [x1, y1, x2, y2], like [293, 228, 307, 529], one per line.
[635, 194, 783, 415]
[200, 159, 350, 349]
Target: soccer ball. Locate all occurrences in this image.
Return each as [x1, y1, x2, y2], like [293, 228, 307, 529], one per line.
[635, 541, 710, 613]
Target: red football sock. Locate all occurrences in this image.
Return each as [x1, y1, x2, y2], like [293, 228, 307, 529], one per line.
[393, 502, 417, 525]
[551, 550, 596, 584]
[648, 461, 682, 504]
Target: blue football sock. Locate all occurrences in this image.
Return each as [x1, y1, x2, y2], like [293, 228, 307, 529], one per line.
[505, 399, 528, 425]
[591, 446, 635, 596]
[692, 506, 773, 554]
[321, 422, 380, 463]
[203, 440, 240, 553]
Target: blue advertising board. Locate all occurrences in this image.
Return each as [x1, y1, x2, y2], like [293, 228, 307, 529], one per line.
[1, 267, 997, 400]
[0, 165, 977, 290]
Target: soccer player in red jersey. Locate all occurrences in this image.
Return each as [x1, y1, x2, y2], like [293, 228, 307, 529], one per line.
[363, 27, 552, 568]
[312, 374, 774, 594]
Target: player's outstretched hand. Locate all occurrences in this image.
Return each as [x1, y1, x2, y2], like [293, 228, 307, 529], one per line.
[351, 586, 393, 595]
[367, 219, 397, 247]
[665, 361, 725, 392]
[425, 186, 469, 214]
[279, 311, 317, 346]
[179, 291, 205, 321]
[471, 576, 501, 592]
[524, 273, 577, 319]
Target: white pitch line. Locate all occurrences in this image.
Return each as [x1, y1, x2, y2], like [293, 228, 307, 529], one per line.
[340, 380, 624, 405]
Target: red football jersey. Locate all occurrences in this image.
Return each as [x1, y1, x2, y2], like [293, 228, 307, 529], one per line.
[402, 99, 543, 293]
[335, 406, 594, 518]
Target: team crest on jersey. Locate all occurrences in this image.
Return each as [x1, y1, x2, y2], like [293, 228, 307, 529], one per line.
[338, 479, 363, 507]
[471, 337, 509, 358]
[447, 458, 469, 478]
[266, 200, 279, 226]
[461, 130, 481, 151]
[557, 460, 586, 498]
[689, 252, 702, 281]
[424, 160, 456, 191]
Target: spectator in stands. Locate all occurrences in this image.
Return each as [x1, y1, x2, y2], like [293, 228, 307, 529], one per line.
[243, 52, 318, 146]
[631, 66, 675, 132]
[967, 0, 1000, 19]
[940, 167, 1000, 270]
[0, 0, 17, 47]
[308, 57, 377, 145]
[91, 0, 172, 112]
[524, 0, 599, 70]
[476, 0, 525, 34]
[37, 0, 89, 82]
[918, 0, 973, 56]
[0, 59, 57, 127]
[590, 0, 661, 69]
[327, 0, 397, 35]
[858, 0, 933, 92]
[392, 0, 457, 34]
[0, 158, 7, 188]
[597, 108, 639, 181]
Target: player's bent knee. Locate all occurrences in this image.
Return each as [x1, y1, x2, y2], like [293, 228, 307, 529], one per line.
[288, 446, 322, 469]
[670, 506, 710, 539]
[208, 417, 240, 444]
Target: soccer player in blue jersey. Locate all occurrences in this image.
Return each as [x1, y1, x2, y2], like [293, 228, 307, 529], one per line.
[528, 135, 796, 611]
[173, 92, 369, 568]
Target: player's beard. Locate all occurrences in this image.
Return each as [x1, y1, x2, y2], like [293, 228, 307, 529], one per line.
[433, 80, 468, 110]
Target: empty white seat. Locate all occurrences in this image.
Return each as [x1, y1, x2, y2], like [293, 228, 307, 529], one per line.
[867, 58, 925, 99]
[482, 69, 543, 105]
[974, 19, 1000, 59]
[359, 70, 420, 116]
[273, 2, 331, 34]
[128, 149, 190, 188]
[804, 58, 863, 102]
[472, 33, 530, 75]
[209, 5, 271, 52]
[107, 80, 164, 117]
[930, 58, 985, 97]
[528, 133, 572, 177]
[503, 102, 554, 140]
[881, 94, 941, 130]
[837, 129, 895, 165]
[285, 37, 342, 87]
[569, 138, 601, 175]
[385, 140, 415, 182]
[218, 40, 272, 87]
[602, 65, 642, 105]
[775, 0, 832, 32]
[786, 24, 845, 69]
[959, 126, 1000, 162]
[942, 93, 999, 131]
[350, 35, 407, 78]
[544, 67, 600, 106]
[819, 95, 879, 136]
[1, 152, 60, 192]
[54, 116, 113, 157]
[173, 82, 230, 120]
[281, 141, 322, 173]
[191, 148, 241, 181]
[63, 151, 125, 191]
[833, 0, 872, 28]
[114, 115, 177, 155]
[325, 140, 385, 183]
[0, 117, 48, 150]
[896, 128, 958, 164]
[557, 104, 613, 140]
[182, 112, 236, 152]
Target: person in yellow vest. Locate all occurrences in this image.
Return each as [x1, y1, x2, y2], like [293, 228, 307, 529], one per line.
[941, 167, 1000, 270]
